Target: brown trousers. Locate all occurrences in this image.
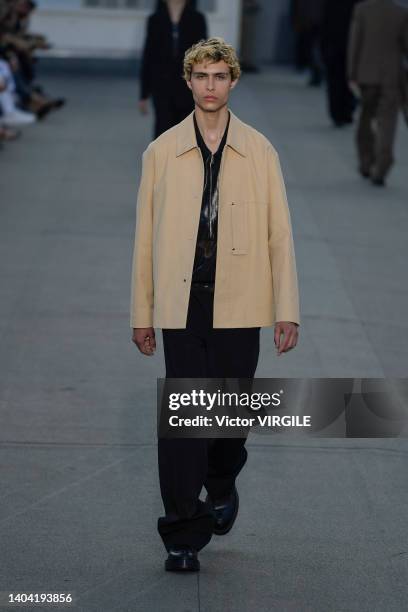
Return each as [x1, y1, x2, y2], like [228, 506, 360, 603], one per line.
[357, 85, 401, 180]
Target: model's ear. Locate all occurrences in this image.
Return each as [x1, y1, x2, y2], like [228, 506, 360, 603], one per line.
[186, 80, 192, 91]
[230, 79, 239, 91]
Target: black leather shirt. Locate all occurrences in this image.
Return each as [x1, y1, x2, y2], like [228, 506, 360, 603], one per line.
[191, 111, 230, 284]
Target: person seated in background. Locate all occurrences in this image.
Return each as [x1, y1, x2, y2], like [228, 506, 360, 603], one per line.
[0, 0, 27, 136]
[0, 50, 36, 126]
[0, 66, 20, 142]
[12, 0, 51, 52]
[3, 0, 49, 83]
[0, 0, 65, 119]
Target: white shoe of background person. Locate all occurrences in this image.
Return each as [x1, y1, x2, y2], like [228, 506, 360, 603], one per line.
[1, 109, 37, 126]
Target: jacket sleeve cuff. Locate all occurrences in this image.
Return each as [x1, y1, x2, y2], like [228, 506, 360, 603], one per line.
[130, 309, 153, 329]
[275, 309, 300, 327]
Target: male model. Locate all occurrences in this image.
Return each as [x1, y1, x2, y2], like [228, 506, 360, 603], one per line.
[130, 38, 300, 572]
[348, 0, 408, 186]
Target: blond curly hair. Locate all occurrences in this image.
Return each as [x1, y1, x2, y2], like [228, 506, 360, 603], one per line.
[183, 37, 241, 82]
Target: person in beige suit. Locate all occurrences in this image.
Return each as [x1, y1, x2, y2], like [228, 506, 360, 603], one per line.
[348, 0, 408, 185]
[130, 38, 299, 572]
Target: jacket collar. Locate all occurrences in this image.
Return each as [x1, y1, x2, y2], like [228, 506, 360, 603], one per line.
[176, 109, 247, 158]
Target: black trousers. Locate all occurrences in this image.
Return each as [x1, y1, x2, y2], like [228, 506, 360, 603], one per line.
[158, 286, 260, 551]
[325, 53, 356, 124]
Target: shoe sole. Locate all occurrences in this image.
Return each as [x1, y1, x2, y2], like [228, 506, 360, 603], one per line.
[359, 170, 370, 179]
[165, 559, 200, 572]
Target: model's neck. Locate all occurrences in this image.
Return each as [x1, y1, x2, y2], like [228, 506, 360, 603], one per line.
[194, 105, 229, 142]
[166, 0, 186, 23]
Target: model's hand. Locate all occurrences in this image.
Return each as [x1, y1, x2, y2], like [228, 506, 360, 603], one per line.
[138, 99, 149, 114]
[132, 327, 156, 356]
[274, 322, 299, 356]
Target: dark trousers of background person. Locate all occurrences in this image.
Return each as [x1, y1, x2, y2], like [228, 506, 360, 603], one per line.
[325, 53, 356, 125]
[357, 85, 400, 180]
[295, 26, 323, 85]
[158, 285, 260, 552]
[152, 91, 194, 138]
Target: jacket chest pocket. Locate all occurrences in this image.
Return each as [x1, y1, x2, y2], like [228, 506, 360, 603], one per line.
[230, 201, 248, 255]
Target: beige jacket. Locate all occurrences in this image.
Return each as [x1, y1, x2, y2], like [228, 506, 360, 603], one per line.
[348, 0, 408, 86]
[130, 109, 300, 329]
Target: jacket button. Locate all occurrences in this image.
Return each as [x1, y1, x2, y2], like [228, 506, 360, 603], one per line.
[183, 279, 186, 282]
[232, 248, 235, 251]
[231, 202, 235, 205]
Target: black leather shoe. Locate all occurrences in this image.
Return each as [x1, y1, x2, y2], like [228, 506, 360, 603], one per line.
[165, 547, 200, 572]
[206, 486, 239, 535]
[372, 177, 385, 187]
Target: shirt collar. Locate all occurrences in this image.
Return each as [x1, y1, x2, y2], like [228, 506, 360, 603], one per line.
[176, 109, 247, 158]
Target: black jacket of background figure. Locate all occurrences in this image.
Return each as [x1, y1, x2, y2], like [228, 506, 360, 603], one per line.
[320, 0, 362, 62]
[140, 1, 207, 137]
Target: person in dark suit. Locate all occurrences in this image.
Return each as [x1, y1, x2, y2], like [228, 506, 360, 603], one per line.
[348, 0, 408, 185]
[139, 0, 207, 138]
[320, 0, 362, 127]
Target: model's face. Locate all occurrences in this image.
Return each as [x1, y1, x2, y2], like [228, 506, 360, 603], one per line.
[186, 60, 238, 112]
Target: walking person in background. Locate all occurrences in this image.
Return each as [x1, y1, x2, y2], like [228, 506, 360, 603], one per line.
[139, 0, 207, 138]
[348, 0, 408, 186]
[320, 0, 361, 127]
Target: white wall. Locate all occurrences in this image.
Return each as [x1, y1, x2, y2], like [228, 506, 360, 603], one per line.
[30, 1, 242, 58]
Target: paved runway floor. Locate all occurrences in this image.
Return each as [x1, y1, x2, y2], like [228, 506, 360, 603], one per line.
[1, 69, 407, 611]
